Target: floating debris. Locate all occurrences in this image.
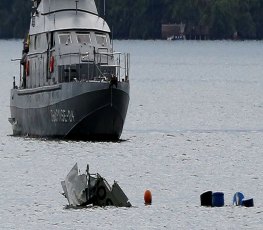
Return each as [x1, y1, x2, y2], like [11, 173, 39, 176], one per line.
[241, 198, 254, 207]
[233, 192, 254, 207]
[200, 191, 224, 207]
[212, 192, 224, 207]
[233, 192, 245, 206]
[200, 191, 212, 207]
[61, 163, 131, 207]
[201, 191, 254, 208]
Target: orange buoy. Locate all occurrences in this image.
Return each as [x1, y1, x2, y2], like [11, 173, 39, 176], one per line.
[144, 189, 152, 205]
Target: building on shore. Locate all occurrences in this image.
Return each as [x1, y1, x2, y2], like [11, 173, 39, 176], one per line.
[185, 25, 210, 40]
[162, 23, 210, 40]
[161, 23, 186, 40]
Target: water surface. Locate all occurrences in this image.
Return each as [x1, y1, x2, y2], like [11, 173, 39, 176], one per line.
[0, 40, 263, 229]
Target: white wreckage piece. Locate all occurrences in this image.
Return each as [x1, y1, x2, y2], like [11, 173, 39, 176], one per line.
[61, 163, 131, 207]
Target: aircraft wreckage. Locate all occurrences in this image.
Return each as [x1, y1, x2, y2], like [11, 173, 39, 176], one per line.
[61, 163, 131, 207]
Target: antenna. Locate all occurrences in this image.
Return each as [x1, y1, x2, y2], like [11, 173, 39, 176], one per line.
[112, 26, 114, 50]
[31, 0, 37, 27]
[103, 0, 105, 18]
[75, 0, 79, 15]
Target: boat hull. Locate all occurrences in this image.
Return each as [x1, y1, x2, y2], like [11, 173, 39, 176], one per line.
[10, 82, 129, 140]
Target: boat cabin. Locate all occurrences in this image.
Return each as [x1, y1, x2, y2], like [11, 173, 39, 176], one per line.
[20, 0, 128, 89]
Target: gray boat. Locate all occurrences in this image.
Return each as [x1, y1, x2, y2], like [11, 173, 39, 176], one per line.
[9, 0, 130, 140]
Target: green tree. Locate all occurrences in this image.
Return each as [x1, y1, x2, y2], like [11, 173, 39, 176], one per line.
[250, 0, 263, 39]
[235, 0, 256, 39]
[210, 0, 237, 39]
[1, 0, 263, 40]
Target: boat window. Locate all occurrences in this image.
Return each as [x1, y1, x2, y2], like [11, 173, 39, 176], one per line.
[77, 33, 91, 45]
[34, 35, 37, 50]
[95, 34, 107, 46]
[50, 32, 55, 48]
[33, 35, 42, 50]
[58, 33, 72, 45]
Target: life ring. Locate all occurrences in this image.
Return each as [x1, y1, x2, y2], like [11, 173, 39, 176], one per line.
[49, 56, 54, 73]
[106, 198, 113, 206]
[97, 186, 106, 200]
[26, 60, 30, 76]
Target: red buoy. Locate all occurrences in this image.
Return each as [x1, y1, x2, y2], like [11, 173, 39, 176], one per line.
[26, 60, 30, 76]
[144, 190, 152, 205]
[49, 56, 55, 73]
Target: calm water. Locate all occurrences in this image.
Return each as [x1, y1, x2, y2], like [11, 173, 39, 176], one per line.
[0, 40, 263, 229]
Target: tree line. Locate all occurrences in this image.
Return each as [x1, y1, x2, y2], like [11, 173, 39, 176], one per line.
[1, 0, 263, 40]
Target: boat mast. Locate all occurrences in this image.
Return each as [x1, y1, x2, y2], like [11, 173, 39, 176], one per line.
[103, 0, 105, 18]
[75, 0, 79, 15]
[31, 0, 41, 27]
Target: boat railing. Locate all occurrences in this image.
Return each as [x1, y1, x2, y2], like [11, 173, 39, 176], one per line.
[58, 50, 130, 83]
[95, 51, 130, 82]
[12, 50, 130, 87]
[11, 58, 22, 87]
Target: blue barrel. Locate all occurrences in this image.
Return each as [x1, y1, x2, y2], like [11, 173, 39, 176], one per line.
[242, 198, 254, 207]
[212, 192, 224, 207]
[233, 192, 244, 206]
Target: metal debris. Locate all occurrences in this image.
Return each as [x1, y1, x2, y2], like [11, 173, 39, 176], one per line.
[61, 163, 131, 207]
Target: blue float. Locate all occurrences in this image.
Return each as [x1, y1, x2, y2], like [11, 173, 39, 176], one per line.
[212, 192, 224, 207]
[233, 192, 244, 206]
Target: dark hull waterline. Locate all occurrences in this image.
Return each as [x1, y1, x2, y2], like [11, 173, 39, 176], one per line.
[10, 83, 129, 141]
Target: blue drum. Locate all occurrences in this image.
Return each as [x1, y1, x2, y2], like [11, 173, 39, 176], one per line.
[212, 192, 224, 207]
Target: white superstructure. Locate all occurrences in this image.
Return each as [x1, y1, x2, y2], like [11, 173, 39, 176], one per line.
[30, 0, 110, 35]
